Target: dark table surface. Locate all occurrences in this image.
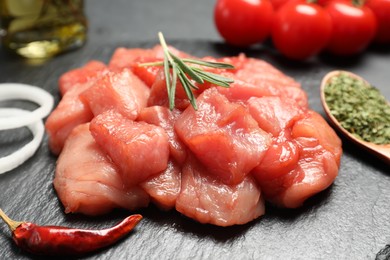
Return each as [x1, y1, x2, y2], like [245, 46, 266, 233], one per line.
[1, 1, 390, 259]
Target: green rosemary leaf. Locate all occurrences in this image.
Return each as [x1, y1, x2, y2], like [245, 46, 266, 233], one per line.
[158, 32, 173, 64]
[138, 61, 164, 67]
[182, 58, 235, 69]
[177, 66, 199, 90]
[169, 63, 178, 110]
[194, 71, 230, 87]
[192, 68, 234, 87]
[163, 53, 171, 100]
[170, 52, 204, 84]
[178, 70, 198, 110]
[150, 32, 235, 110]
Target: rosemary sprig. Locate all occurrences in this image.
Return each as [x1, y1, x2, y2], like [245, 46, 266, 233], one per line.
[141, 32, 235, 110]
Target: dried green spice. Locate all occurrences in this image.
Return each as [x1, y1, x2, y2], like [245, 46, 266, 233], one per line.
[324, 73, 390, 145]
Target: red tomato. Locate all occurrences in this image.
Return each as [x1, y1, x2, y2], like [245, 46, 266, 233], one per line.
[271, 0, 332, 60]
[366, 0, 390, 44]
[214, 0, 274, 47]
[325, 0, 377, 55]
[317, 0, 332, 6]
[269, 0, 290, 10]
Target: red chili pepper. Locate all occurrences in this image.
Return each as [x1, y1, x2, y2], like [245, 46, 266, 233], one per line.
[0, 208, 142, 256]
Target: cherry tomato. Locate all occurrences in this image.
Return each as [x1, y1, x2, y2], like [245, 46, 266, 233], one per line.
[366, 0, 390, 44]
[325, 0, 377, 55]
[317, 0, 332, 6]
[269, 0, 290, 10]
[214, 0, 274, 47]
[271, 0, 332, 60]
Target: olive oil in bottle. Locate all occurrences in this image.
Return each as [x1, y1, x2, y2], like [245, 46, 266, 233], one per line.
[0, 0, 87, 59]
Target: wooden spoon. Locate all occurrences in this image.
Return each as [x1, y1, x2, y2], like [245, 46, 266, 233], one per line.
[320, 70, 390, 164]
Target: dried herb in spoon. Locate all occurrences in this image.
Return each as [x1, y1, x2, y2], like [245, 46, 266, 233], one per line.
[324, 73, 390, 145]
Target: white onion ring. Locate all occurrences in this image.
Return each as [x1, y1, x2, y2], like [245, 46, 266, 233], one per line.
[0, 83, 54, 130]
[0, 108, 45, 175]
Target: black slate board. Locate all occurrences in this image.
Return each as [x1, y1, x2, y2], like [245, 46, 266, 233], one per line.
[0, 41, 389, 260]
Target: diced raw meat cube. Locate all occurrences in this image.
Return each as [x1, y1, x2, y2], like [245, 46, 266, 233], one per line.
[247, 96, 306, 137]
[45, 81, 94, 155]
[147, 69, 195, 110]
[175, 88, 271, 185]
[59, 60, 107, 96]
[235, 58, 301, 88]
[137, 106, 187, 164]
[54, 124, 150, 215]
[201, 53, 247, 74]
[108, 47, 157, 72]
[217, 77, 278, 103]
[109, 45, 191, 72]
[249, 96, 305, 177]
[253, 130, 300, 181]
[254, 110, 342, 208]
[80, 69, 150, 120]
[132, 59, 162, 87]
[176, 156, 265, 226]
[291, 111, 342, 166]
[140, 159, 181, 210]
[90, 110, 170, 187]
[234, 58, 308, 107]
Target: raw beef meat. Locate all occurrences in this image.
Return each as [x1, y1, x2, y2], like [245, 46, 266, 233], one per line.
[90, 109, 170, 187]
[54, 124, 150, 215]
[235, 58, 308, 108]
[59, 60, 107, 96]
[137, 106, 187, 164]
[248, 97, 341, 208]
[147, 69, 195, 110]
[109, 45, 191, 87]
[109, 47, 157, 72]
[48, 45, 342, 226]
[80, 69, 150, 120]
[45, 81, 94, 155]
[175, 88, 271, 185]
[140, 159, 181, 211]
[176, 156, 264, 226]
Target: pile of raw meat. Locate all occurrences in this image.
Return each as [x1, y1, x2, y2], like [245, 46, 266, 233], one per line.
[46, 45, 342, 226]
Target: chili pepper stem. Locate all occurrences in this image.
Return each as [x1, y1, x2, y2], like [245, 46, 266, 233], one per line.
[0, 208, 23, 232]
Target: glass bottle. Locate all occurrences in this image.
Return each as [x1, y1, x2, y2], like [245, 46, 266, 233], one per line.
[0, 0, 87, 59]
